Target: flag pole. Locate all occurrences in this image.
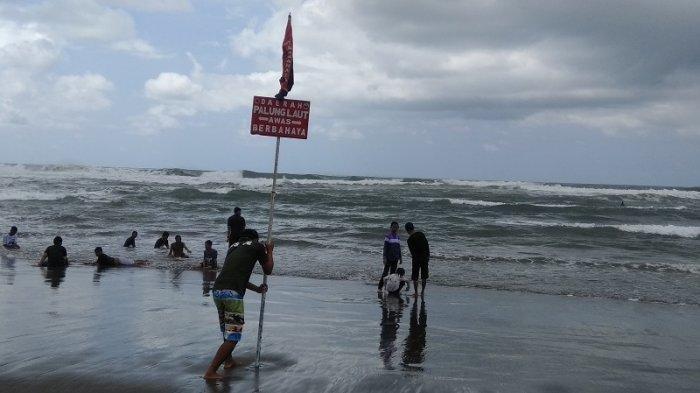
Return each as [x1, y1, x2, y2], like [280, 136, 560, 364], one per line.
[255, 135, 281, 368]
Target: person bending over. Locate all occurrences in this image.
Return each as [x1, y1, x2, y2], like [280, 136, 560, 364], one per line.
[3, 226, 20, 249]
[168, 235, 191, 258]
[405, 222, 430, 298]
[203, 229, 274, 380]
[382, 267, 410, 297]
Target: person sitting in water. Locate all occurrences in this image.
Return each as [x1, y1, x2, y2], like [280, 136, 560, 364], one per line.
[3, 226, 20, 249]
[382, 268, 410, 297]
[93, 247, 147, 267]
[38, 236, 68, 268]
[201, 240, 218, 269]
[123, 231, 138, 248]
[168, 235, 191, 258]
[154, 231, 170, 249]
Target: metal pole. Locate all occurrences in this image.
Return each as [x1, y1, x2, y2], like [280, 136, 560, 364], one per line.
[254, 136, 281, 368]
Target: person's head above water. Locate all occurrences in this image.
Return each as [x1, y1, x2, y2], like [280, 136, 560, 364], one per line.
[396, 267, 405, 277]
[234, 206, 241, 215]
[205, 240, 212, 249]
[9, 226, 17, 235]
[162, 231, 169, 239]
[53, 236, 62, 246]
[132, 231, 138, 238]
[390, 221, 399, 233]
[404, 222, 415, 234]
[239, 229, 259, 242]
[175, 235, 182, 242]
[94, 247, 103, 255]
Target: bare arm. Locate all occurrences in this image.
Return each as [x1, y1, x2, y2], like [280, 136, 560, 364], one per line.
[261, 242, 274, 275]
[246, 282, 268, 294]
[38, 252, 47, 266]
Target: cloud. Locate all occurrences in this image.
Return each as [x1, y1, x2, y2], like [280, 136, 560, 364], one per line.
[99, 0, 193, 12]
[111, 38, 165, 58]
[221, 0, 700, 136]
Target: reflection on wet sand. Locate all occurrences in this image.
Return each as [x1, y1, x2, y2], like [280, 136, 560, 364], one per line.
[92, 265, 114, 284]
[378, 294, 406, 370]
[402, 300, 427, 370]
[202, 269, 217, 297]
[43, 267, 67, 288]
[1, 253, 16, 285]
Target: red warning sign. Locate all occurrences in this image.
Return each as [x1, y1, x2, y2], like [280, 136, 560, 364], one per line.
[250, 96, 310, 139]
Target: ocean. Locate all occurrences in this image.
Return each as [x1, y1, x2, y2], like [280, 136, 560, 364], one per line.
[1, 163, 698, 305]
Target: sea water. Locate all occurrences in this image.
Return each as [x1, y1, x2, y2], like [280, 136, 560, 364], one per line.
[1, 163, 698, 305]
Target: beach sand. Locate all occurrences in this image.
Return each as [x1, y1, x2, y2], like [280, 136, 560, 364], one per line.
[0, 260, 698, 392]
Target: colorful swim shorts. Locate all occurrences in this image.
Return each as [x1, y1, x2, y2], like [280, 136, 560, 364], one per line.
[212, 289, 245, 342]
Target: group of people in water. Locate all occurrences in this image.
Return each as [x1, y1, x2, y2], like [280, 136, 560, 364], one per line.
[2, 205, 430, 380]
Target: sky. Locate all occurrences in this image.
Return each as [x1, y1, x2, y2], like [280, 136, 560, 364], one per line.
[0, 0, 699, 186]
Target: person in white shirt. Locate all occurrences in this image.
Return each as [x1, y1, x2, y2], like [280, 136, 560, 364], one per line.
[382, 268, 410, 296]
[2, 226, 19, 249]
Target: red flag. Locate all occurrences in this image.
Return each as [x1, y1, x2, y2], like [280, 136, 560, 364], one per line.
[275, 14, 294, 100]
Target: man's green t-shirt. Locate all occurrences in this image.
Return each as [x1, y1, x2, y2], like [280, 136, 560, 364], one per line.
[213, 241, 267, 296]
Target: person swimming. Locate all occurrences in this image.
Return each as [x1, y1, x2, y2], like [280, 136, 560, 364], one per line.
[94, 247, 147, 267]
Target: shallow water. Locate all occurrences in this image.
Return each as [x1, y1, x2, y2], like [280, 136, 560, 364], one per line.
[1, 262, 698, 392]
[1, 164, 699, 306]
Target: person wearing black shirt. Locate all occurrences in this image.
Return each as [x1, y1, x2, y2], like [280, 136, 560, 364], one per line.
[123, 231, 138, 248]
[203, 229, 273, 380]
[154, 231, 170, 249]
[93, 247, 146, 267]
[227, 207, 246, 246]
[405, 222, 430, 297]
[38, 236, 68, 268]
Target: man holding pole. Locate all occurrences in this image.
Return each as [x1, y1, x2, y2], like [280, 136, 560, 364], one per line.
[203, 229, 274, 380]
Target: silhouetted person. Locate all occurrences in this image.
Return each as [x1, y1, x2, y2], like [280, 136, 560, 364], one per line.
[154, 231, 170, 249]
[123, 231, 138, 247]
[227, 207, 246, 246]
[406, 222, 430, 297]
[168, 235, 191, 258]
[38, 236, 68, 268]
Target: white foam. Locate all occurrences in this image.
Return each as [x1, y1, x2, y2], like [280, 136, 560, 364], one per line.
[447, 198, 505, 206]
[503, 219, 700, 238]
[444, 179, 700, 200]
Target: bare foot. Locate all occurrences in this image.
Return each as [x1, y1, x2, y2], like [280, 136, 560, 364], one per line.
[412, 293, 418, 298]
[202, 372, 224, 380]
[224, 359, 237, 369]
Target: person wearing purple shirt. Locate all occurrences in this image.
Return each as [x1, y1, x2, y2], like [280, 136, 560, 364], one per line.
[378, 221, 402, 291]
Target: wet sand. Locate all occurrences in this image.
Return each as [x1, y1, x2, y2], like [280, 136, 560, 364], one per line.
[0, 258, 699, 392]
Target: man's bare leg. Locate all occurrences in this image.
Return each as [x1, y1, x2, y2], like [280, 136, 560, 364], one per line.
[421, 279, 427, 297]
[413, 280, 418, 297]
[203, 341, 237, 379]
[224, 353, 237, 369]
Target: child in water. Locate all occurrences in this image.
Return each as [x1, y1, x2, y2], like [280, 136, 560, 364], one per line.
[382, 268, 410, 296]
[201, 240, 218, 269]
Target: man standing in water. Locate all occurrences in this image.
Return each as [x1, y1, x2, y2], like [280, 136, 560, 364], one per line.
[154, 231, 170, 249]
[378, 221, 402, 291]
[203, 229, 274, 380]
[168, 235, 191, 258]
[405, 222, 430, 297]
[3, 226, 20, 249]
[227, 207, 246, 246]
